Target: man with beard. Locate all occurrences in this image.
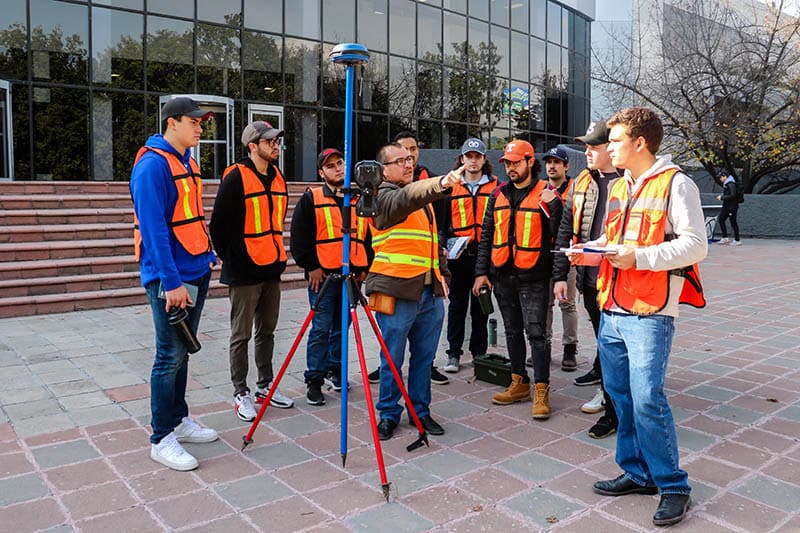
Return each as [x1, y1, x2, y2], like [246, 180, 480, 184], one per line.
[473, 140, 563, 419]
[210, 121, 295, 424]
[290, 148, 373, 405]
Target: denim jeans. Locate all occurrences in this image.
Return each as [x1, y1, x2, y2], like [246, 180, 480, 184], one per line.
[492, 275, 550, 383]
[376, 286, 444, 423]
[146, 270, 211, 444]
[583, 282, 616, 425]
[598, 311, 690, 494]
[446, 255, 488, 360]
[304, 281, 345, 383]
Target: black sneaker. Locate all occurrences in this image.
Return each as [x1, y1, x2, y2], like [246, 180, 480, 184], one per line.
[306, 381, 326, 406]
[588, 416, 617, 439]
[574, 368, 601, 386]
[367, 367, 381, 384]
[430, 366, 449, 385]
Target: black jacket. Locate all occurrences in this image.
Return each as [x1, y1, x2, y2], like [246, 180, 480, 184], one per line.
[209, 157, 287, 285]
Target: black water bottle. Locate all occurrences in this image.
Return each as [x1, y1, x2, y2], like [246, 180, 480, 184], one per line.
[477, 284, 494, 315]
[168, 307, 202, 354]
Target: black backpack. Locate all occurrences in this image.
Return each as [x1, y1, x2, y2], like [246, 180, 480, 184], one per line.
[735, 181, 744, 204]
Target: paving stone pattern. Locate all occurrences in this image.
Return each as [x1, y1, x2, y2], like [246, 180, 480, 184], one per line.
[0, 240, 799, 531]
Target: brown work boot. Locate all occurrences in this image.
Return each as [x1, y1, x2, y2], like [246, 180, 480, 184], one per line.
[561, 343, 577, 371]
[492, 374, 531, 405]
[532, 382, 551, 419]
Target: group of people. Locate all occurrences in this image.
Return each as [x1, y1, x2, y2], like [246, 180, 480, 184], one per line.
[131, 96, 707, 527]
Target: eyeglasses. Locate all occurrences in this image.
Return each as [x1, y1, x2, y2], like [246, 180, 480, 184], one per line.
[383, 156, 414, 167]
[258, 137, 281, 147]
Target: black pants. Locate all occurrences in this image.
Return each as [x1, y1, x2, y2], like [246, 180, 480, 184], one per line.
[493, 275, 550, 383]
[446, 255, 489, 360]
[717, 205, 740, 241]
[583, 282, 617, 425]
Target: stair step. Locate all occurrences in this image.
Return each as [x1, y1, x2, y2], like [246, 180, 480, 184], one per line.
[0, 238, 132, 261]
[0, 223, 132, 243]
[0, 208, 134, 225]
[0, 271, 142, 297]
[0, 255, 140, 280]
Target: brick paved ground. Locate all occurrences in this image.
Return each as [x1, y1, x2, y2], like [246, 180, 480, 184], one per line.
[1, 239, 799, 532]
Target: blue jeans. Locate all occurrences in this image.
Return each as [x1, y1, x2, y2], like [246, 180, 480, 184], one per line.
[146, 270, 211, 444]
[304, 282, 344, 383]
[376, 286, 444, 423]
[598, 311, 690, 494]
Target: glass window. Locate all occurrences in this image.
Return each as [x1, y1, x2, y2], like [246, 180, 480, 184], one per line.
[357, 113, 388, 163]
[197, 23, 241, 98]
[443, 122, 467, 149]
[321, 42, 346, 108]
[444, 0, 467, 13]
[0, 0, 28, 80]
[443, 66, 469, 122]
[419, 120, 442, 149]
[510, 0, 528, 33]
[510, 31, 527, 83]
[389, 0, 415, 58]
[242, 31, 282, 102]
[244, 0, 282, 33]
[147, 0, 193, 18]
[388, 55, 415, 118]
[30, 0, 89, 84]
[32, 87, 89, 180]
[529, 84, 544, 131]
[490, 0, 508, 27]
[443, 12, 466, 64]
[286, 0, 320, 39]
[547, 2, 561, 45]
[418, 4, 442, 62]
[562, 47, 569, 91]
[531, 3, 545, 39]
[322, 109, 344, 155]
[468, 0, 488, 21]
[358, 0, 388, 52]
[92, 0, 142, 9]
[563, 8, 571, 50]
[360, 52, 388, 113]
[198, 0, 240, 25]
[490, 25, 508, 80]
[417, 62, 441, 119]
[323, 0, 355, 43]
[92, 8, 143, 90]
[285, 38, 320, 104]
[146, 15, 194, 93]
[546, 42, 560, 88]
[545, 87, 561, 134]
[468, 18, 488, 71]
[284, 107, 319, 180]
[574, 14, 589, 57]
[530, 37, 545, 85]
[92, 92, 144, 181]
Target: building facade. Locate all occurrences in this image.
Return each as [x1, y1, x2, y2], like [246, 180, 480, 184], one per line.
[0, 0, 593, 181]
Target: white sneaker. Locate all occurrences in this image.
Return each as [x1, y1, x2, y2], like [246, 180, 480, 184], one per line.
[255, 382, 294, 409]
[443, 357, 460, 373]
[151, 432, 198, 471]
[173, 416, 219, 443]
[235, 391, 257, 421]
[581, 389, 605, 414]
[731, 240, 742, 246]
[718, 238, 730, 245]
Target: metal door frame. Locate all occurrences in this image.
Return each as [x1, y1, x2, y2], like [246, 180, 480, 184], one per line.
[247, 103, 285, 171]
[158, 94, 234, 171]
[0, 80, 13, 180]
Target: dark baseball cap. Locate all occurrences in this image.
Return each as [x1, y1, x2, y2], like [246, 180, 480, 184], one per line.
[543, 146, 568, 163]
[575, 120, 609, 145]
[241, 121, 285, 147]
[461, 138, 486, 155]
[317, 148, 344, 169]
[161, 97, 213, 121]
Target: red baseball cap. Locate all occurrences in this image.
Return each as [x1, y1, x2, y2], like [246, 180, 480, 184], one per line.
[317, 148, 344, 169]
[499, 140, 535, 163]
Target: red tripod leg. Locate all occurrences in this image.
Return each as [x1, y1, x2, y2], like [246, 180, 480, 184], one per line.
[350, 309, 392, 501]
[241, 309, 315, 451]
[361, 304, 429, 451]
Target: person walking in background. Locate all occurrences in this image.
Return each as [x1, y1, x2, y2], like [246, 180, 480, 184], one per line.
[716, 170, 741, 246]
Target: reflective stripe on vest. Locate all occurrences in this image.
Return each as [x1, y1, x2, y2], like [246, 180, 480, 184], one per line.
[222, 163, 287, 266]
[311, 187, 371, 269]
[369, 205, 442, 282]
[450, 178, 496, 243]
[597, 168, 705, 314]
[571, 169, 593, 245]
[132, 146, 211, 261]
[491, 180, 547, 269]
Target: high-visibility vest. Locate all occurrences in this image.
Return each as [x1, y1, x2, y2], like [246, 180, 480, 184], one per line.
[222, 163, 287, 266]
[311, 187, 371, 269]
[369, 204, 442, 282]
[450, 178, 496, 243]
[571, 169, 593, 245]
[132, 147, 211, 261]
[597, 168, 706, 315]
[491, 179, 548, 269]
[416, 167, 429, 181]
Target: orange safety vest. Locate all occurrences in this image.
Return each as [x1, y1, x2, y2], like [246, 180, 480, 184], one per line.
[311, 187, 371, 269]
[597, 168, 706, 315]
[132, 147, 211, 261]
[416, 167, 430, 181]
[491, 179, 548, 269]
[369, 205, 442, 282]
[570, 169, 593, 245]
[450, 178, 496, 243]
[222, 163, 287, 266]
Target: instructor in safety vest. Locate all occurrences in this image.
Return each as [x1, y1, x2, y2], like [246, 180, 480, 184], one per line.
[210, 121, 295, 425]
[472, 140, 563, 420]
[367, 142, 464, 441]
[289, 148, 373, 406]
[584, 107, 706, 527]
[130, 97, 219, 472]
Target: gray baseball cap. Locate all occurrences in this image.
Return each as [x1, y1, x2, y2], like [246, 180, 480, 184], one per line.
[241, 121, 285, 147]
[461, 138, 486, 155]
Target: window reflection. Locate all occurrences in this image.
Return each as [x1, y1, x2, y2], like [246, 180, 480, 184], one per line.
[510, 31, 528, 83]
[357, 113, 388, 162]
[0, 0, 28, 80]
[323, 0, 355, 43]
[285, 106, 320, 180]
[30, 0, 89, 84]
[389, 0, 415, 57]
[547, 2, 561, 44]
[510, 0, 528, 33]
[443, 12, 466, 65]
[92, 92, 143, 181]
[417, 62, 442, 119]
[197, 23, 241, 97]
[147, 0, 193, 19]
[285, 38, 320, 104]
[418, 4, 442, 62]
[359, 0, 388, 52]
[443, 122, 467, 149]
[146, 16, 193, 93]
[198, 0, 239, 25]
[286, 0, 320, 39]
[468, 0, 488, 21]
[388, 55, 415, 119]
[33, 87, 89, 180]
[244, 0, 282, 32]
[360, 52, 388, 113]
[444, 0, 467, 13]
[468, 19, 488, 71]
[491, 25, 509, 79]
[243, 31, 282, 102]
[91, 8, 143, 89]
[419, 119, 442, 149]
[490, 0, 508, 27]
[530, 37, 545, 86]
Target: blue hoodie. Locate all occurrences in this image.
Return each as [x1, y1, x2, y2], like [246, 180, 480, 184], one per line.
[130, 134, 215, 291]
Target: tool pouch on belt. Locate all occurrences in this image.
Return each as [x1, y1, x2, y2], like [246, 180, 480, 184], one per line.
[368, 292, 396, 315]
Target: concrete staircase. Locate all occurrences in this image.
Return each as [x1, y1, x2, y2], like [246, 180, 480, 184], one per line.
[0, 181, 308, 318]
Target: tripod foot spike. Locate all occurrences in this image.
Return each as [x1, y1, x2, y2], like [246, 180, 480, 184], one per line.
[381, 483, 391, 502]
[241, 436, 252, 452]
[341, 453, 347, 467]
[406, 432, 429, 452]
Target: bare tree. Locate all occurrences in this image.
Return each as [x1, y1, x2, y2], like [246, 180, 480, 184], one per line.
[594, 0, 800, 193]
